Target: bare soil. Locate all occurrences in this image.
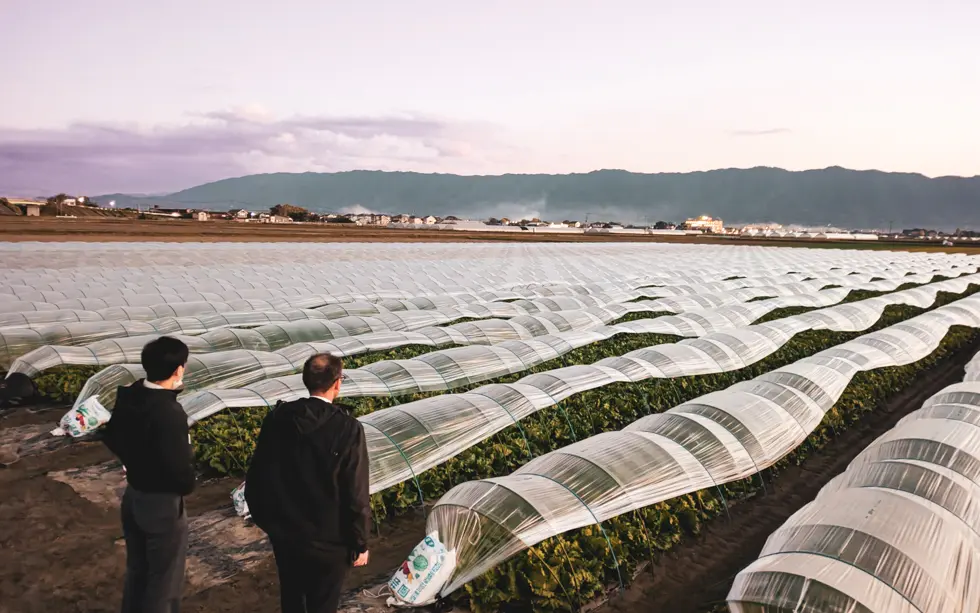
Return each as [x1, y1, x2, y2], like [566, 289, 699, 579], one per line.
[2, 217, 978, 252]
[1, 341, 976, 613]
[0, 418, 426, 613]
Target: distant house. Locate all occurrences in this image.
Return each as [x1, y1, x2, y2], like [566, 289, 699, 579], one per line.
[684, 215, 724, 233]
[263, 215, 292, 224]
[195, 211, 209, 221]
[411, 216, 424, 224]
[423, 215, 438, 225]
[5, 198, 46, 216]
[62, 198, 77, 207]
[229, 208, 250, 220]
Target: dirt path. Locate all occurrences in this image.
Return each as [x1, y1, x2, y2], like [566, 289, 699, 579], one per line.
[0, 405, 427, 613]
[603, 337, 980, 613]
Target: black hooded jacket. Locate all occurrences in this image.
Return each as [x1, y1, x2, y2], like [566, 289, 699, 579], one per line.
[102, 381, 196, 496]
[245, 397, 371, 557]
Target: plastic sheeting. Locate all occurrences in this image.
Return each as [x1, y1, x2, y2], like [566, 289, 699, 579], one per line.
[420, 291, 980, 598]
[66, 285, 845, 412]
[0, 281, 760, 368]
[2, 245, 975, 330]
[210, 273, 980, 523]
[3, 279, 843, 373]
[6, 298, 596, 374]
[59, 279, 869, 403]
[3, 242, 973, 295]
[0, 267, 939, 369]
[728, 351, 980, 613]
[171, 274, 980, 423]
[0, 290, 665, 370]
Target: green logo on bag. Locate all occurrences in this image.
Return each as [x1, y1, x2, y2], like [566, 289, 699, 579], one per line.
[412, 555, 429, 572]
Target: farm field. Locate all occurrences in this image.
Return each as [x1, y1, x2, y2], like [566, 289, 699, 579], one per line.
[3, 216, 980, 252]
[3, 241, 980, 613]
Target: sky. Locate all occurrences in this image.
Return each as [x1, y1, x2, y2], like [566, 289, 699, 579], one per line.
[1, 0, 978, 196]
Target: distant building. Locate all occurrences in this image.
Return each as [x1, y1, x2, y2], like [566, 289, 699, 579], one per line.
[684, 215, 724, 233]
[195, 211, 209, 221]
[423, 215, 438, 225]
[5, 198, 45, 216]
[903, 228, 939, 238]
[740, 222, 783, 234]
[263, 215, 292, 224]
[229, 208, 250, 220]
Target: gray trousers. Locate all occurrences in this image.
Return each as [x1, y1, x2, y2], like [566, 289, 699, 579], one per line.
[120, 486, 188, 613]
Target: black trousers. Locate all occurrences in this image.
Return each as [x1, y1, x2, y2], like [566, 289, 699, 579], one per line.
[120, 487, 188, 613]
[271, 541, 351, 613]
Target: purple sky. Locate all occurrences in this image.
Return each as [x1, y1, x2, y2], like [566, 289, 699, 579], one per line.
[2, 0, 978, 196]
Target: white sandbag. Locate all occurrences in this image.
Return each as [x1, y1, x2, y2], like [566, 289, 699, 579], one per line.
[59, 396, 112, 437]
[231, 481, 250, 519]
[386, 532, 456, 607]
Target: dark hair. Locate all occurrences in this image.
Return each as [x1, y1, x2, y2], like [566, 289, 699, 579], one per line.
[302, 353, 343, 395]
[141, 336, 190, 382]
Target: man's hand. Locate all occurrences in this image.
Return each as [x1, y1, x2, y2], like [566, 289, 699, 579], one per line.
[353, 550, 370, 567]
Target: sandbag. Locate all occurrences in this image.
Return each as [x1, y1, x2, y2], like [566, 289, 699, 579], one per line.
[231, 481, 250, 519]
[58, 396, 112, 437]
[386, 532, 456, 607]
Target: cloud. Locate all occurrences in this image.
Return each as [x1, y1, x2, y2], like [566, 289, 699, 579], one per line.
[730, 128, 792, 137]
[0, 110, 516, 196]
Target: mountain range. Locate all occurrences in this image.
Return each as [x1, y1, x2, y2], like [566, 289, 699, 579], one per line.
[96, 167, 980, 229]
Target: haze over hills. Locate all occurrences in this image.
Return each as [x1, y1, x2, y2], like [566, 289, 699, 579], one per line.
[97, 166, 980, 229]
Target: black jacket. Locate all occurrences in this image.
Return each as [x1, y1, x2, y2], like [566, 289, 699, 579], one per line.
[102, 381, 196, 496]
[245, 397, 371, 557]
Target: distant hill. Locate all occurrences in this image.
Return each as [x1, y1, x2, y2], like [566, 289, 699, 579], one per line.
[96, 167, 980, 229]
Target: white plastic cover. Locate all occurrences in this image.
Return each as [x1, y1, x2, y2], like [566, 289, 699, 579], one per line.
[210, 274, 980, 520]
[727, 350, 980, 613]
[3, 268, 931, 370]
[174, 274, 980, 425]
[7, 281, 825, 374]
[421, 292, 980, 598]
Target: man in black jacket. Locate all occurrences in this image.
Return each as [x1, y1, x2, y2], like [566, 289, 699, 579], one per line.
[245, 353, 371, 613]
[102, 336, 194, 613]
